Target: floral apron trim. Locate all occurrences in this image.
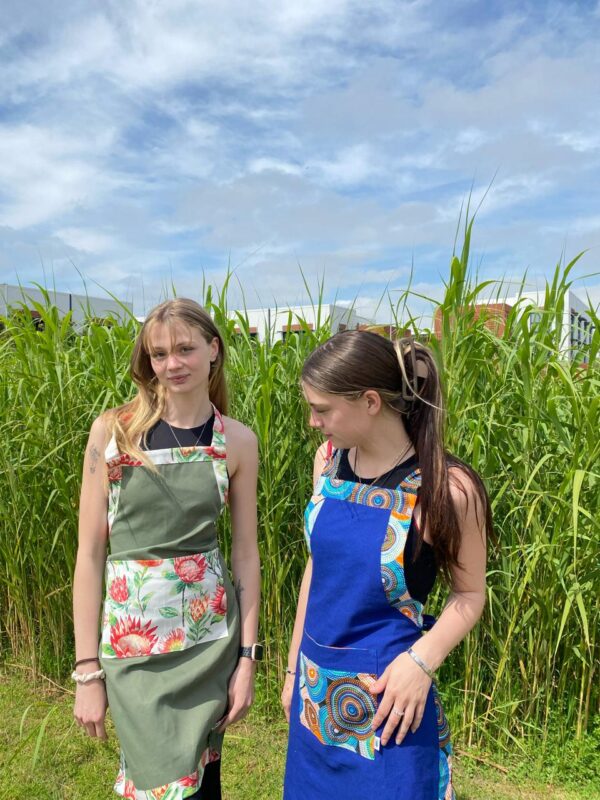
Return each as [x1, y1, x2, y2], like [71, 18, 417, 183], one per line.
[101, 548, 228, 658]
[114, 747, 220, 800]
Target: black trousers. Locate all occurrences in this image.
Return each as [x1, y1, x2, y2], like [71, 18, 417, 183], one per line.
[186, 759, 221, 800]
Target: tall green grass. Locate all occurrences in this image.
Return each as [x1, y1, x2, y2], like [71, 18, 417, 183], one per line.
[0, 224, 598, 760]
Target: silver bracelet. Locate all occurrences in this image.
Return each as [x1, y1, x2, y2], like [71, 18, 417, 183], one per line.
[71, 669, 106, 684]
[406, 647, 436, 681]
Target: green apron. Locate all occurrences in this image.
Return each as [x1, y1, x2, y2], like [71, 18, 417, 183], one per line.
[100, 407, 240, 799]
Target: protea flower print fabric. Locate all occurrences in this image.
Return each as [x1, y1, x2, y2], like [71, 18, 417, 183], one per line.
[101, 548, 228, 659]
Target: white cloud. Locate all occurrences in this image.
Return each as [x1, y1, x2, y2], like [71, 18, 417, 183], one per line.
[0, 124, 121, 228]
[0, 0, 599, 317]
[56, 227, 120, 255]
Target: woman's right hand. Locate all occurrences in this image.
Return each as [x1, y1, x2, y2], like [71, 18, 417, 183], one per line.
[74, 676, 108, 739]
[281, 671, 295, 722]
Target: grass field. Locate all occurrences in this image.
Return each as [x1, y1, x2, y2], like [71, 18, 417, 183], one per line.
[0, 669, 597, 800]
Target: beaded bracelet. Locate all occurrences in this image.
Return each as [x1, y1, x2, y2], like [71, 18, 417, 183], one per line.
[406, 647, 436, 681]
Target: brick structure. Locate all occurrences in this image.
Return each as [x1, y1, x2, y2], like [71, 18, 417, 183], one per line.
[433, 303, 512, 339]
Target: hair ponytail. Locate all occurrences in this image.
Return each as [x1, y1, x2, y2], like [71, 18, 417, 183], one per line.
[302, 330, 492, 577]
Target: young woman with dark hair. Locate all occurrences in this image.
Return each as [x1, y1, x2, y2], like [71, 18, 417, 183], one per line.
[282, 330, 491, 800]
[73, 299, 261, 800]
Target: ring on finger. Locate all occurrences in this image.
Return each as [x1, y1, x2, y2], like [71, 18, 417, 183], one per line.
[392, 707, 404, 717]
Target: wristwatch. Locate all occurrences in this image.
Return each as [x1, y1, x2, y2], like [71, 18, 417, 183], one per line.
[239, 644, 264, 662]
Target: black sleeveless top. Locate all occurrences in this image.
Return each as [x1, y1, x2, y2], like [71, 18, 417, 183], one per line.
[336, 449, 437, 604]
[142, 415, 215, 450]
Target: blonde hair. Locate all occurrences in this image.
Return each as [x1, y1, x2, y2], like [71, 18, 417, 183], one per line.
[109, 299, 227, 465]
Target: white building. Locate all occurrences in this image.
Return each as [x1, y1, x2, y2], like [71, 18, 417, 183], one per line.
[232, 303, 373, 341]
[505, 288, 595, 362]
[0, 284, 133, 326]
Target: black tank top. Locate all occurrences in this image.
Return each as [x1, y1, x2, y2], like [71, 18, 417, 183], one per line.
[336, 449, 437, 604]
[141, 415, 215, 450]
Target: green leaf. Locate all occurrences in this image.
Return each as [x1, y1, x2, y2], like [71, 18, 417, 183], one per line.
[102, 643, 116, 656]
[159, 606, 179, 618]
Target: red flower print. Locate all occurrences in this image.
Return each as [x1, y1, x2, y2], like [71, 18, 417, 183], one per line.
[107, 452, 142, 482]
[174, 554, 207, 584]
[123, 779, 136, 799]
[201, 748, 221, 768]
[179, 772, 199, 787]
[203, 446, 226, 460]
[136, 559, 164, 567]
[210, 585, 227, 616]
[108, 576, 129, 603]
[179, 447, 197, 458]
[119, 453, 143, 467]
[189, 594, 209, 622]
[107, 461, 122, 483]
[110, 616, 158, 657]
[160, 628, 185, 653]
[151, 786, 168, 799]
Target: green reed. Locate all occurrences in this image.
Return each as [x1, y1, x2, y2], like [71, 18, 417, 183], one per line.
[0, 224, 598, 757]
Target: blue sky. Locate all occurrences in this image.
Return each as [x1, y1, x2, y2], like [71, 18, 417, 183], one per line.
[1, 0, 599, 321]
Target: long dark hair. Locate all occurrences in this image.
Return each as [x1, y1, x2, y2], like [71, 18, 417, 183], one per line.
[301, 329, 492, 577]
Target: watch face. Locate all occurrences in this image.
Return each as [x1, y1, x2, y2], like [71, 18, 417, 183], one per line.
[252, 643, 264, 661]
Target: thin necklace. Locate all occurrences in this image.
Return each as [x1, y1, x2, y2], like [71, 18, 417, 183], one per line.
[165, 413, 212, 449]
[353, 440, 413, 487]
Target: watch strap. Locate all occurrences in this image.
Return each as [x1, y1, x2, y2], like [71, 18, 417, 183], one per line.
[239, 644, 263, 661]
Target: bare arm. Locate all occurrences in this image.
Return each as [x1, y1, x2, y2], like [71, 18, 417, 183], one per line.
[281, 442, 327, 721]
[372, 467, 487, 746]
[281, 557, 313, 722]
[410, 468, 487, 671]
[218, 418, 260, 730]
[72, 415, 110, 738]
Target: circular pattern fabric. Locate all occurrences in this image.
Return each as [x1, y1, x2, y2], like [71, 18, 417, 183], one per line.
[304, 661, 328, 703]
[381, 564, 399, 596]
[381, 523, 404, 560]
[304, 698, 321, 737]
[319, 706, 355, 746]
[322, 477, 354, 501]
[325, 677, 377, 739]
[434, 689, 451, 749]
[350, 484, 396, 509]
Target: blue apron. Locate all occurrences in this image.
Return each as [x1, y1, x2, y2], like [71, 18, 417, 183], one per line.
[284, 449, 454, 800]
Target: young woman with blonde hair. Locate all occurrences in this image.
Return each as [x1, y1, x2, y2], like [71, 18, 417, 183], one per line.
[283, 330, 491, 800]
[73, 299, 261, 800]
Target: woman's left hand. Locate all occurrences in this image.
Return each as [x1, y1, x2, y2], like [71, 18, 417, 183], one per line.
[370, 651, 432, 746]
[217, 659, 255, 732]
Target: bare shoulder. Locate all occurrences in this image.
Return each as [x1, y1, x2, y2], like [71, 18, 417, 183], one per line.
[313, 441, 329, 469]
[448, 464, 486, 526]
[312, 442, 329, 486]
[222, 415, 258, 449]
[88, 411, 114, 444]
[222, 416, 258, 477]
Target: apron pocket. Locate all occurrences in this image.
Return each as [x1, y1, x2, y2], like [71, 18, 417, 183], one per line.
[298, 635, 379, 761]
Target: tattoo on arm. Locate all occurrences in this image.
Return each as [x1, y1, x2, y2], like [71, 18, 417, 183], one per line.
[89, 444, 101, 474]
